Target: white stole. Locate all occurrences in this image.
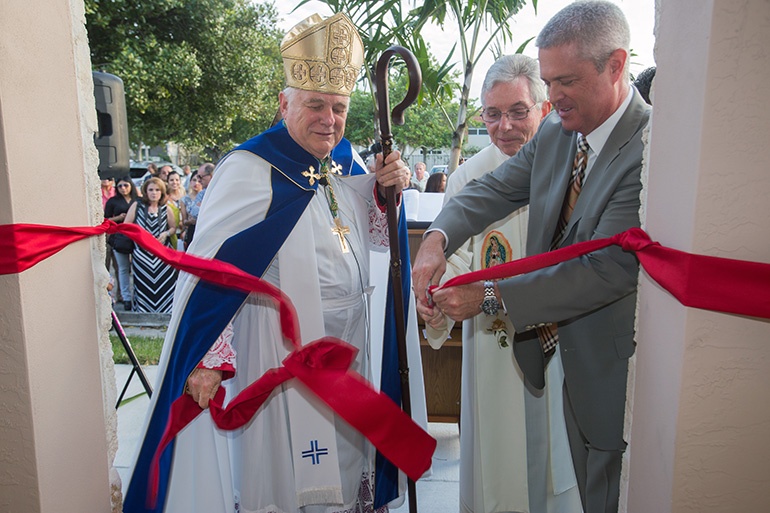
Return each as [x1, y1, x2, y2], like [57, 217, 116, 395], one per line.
[279, 206, 344, 507]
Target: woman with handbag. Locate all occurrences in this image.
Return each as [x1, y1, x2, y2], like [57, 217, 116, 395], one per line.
[104, 176, 137, 310]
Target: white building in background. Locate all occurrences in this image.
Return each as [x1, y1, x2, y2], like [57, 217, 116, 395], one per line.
[354, 127, 492, 173]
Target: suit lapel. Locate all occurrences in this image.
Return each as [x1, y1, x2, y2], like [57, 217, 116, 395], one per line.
[560, 89, 650, 244]
[536, 123, 576, 252]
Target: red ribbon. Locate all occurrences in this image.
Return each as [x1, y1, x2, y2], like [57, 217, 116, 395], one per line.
[0, 220, 437, 504]
[433, 227, 770, 320]
[148, 338, 434, 505]
[0, 220, 300, 346]
[5, 220, 770, 504]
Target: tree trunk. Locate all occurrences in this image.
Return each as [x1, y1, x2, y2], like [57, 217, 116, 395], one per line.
[449, 58, 474, 175]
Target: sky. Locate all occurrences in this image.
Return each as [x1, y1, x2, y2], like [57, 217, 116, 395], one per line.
[270, 0, 657, 101]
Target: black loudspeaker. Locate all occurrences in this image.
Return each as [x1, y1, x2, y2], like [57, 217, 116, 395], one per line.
[93, 71, 129, 180]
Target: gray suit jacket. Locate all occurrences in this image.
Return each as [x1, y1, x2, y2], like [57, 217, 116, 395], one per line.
[431, 88, 651, 450]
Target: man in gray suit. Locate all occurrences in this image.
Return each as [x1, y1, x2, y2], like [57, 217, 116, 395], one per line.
[412, 2, 651, 512]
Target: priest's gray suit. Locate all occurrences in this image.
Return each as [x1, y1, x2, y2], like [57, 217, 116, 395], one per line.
[430, 88, 651, 512]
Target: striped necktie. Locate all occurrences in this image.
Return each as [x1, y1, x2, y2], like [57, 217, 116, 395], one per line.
[536, 135, 590, 356]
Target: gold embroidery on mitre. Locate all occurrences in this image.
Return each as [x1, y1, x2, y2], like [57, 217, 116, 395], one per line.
[280, 13, 364, 96]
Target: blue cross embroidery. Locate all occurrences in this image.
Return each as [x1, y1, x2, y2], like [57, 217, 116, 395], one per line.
[301, 440, 329, 465]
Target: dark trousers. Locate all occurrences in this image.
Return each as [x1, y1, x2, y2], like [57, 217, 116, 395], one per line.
[563, 385, 625, 513]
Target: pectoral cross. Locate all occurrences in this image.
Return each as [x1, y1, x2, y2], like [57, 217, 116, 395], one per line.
[331, 218, 350, 253]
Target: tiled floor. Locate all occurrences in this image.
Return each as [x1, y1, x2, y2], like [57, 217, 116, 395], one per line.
[390, 421, 461, 512]
[113, 364, 461, 512]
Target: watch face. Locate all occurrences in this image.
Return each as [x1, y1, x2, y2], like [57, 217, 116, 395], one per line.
[482, 297, 499, 315]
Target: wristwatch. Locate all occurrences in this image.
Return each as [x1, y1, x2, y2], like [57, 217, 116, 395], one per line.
[480, 281, 500, 315]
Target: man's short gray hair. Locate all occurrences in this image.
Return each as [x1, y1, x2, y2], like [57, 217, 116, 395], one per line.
[536, 0, 630, 78]
[198, 162, 215, 176]
[282, 86, 297, 101]
[480, 54, 547, 107]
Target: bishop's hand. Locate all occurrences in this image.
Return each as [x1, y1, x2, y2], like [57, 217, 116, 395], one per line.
[185, 368, 223, 409]
[374, 150, 408, 194]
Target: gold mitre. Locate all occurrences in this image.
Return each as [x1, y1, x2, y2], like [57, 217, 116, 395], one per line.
[280, 13, 364, 96]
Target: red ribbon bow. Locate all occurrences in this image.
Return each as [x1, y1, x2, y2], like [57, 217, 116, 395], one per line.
[148, 337, 435, 505]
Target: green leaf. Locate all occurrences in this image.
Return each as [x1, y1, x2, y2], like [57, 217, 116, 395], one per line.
[86, 0, 284, 151]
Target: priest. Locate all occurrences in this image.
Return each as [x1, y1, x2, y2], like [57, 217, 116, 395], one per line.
[419, 55, 580, 513]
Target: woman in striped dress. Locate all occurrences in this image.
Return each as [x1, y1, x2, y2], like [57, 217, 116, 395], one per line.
[124, 177, 178, 313]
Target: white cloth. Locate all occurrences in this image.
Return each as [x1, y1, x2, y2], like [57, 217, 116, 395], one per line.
[426, 144, 580, 513]
[142, 150, 424, 513]
[583, 86, 634, 181]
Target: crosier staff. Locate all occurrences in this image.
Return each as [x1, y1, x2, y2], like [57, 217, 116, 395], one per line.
[374, 45, 421, 513]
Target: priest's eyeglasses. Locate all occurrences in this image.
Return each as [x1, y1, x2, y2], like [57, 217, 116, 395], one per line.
[481, 104, 539, 123]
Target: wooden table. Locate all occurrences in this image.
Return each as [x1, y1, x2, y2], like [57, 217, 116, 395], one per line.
[408, 225, 462, 423]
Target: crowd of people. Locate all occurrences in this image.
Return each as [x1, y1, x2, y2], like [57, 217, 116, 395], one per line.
[103, 162, 214, 312]
[120, 2, 654, 512]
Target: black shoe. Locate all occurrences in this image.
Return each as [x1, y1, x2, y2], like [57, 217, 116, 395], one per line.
[123, 300, 132, 311]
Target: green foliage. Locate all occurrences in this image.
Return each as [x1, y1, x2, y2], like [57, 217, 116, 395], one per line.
[85, 0, 285, 155]
[408, 0, 532, 171]
[344, 87, 378, 147]
[344, 70, 458, 155]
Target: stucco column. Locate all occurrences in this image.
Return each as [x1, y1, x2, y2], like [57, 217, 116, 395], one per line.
[0, 0, 118, 511]
[627, 0, 770, 511]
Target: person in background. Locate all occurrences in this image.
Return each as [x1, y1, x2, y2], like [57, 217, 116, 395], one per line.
[421, 54, 581, 513]
[142, 163, 159, 188]
[180, 170, 200, 248]
[101, 176, 119, 300]
[124, 177, 177, 313]
[101, 177, 116, 208]
[158, 164, 172, 183]
[424, 171, 446, 193]
[366, 153, 377, 173]
[184, 162, 214, 246]
[165, 170, 188, 250]
[181, 164, 193, 189]
[411, 161, 428, 191]
[633, 66, 656, 105]
[105, 176, 138, 310]
[403, 165, 414, 189]
[412, 3, 651, 511]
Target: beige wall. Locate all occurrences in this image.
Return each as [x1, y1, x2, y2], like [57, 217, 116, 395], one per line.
[628, 0, 770, 511]
[0, 0, 118, 511]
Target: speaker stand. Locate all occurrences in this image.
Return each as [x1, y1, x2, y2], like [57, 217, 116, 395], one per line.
[112, 309, 153, 408]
